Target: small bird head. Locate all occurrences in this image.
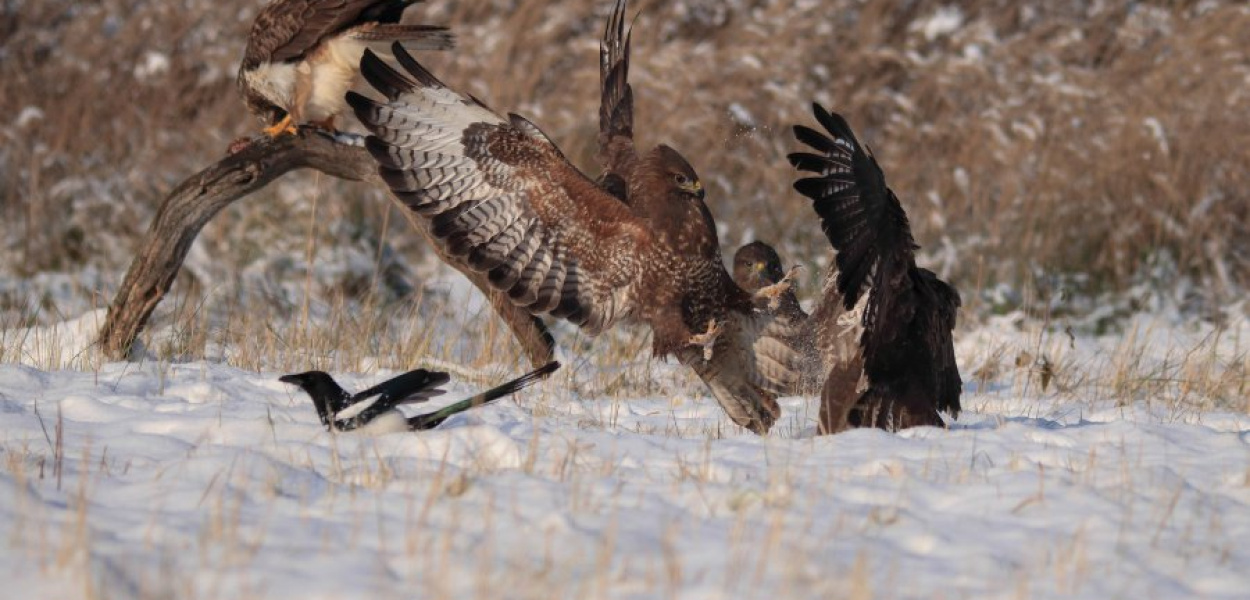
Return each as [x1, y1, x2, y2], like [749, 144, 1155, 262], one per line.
[733, 241, 786, 292]
[278, 370, 337, 391]
[279, 371, 349, 428]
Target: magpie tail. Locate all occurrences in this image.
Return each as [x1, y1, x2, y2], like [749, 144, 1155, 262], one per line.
[406, 361, 560, 431]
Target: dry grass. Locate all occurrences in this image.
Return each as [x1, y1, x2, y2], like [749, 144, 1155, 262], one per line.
[2, 0, 1247, 330]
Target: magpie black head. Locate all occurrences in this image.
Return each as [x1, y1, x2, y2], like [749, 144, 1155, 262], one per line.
[279, 371, 341, 393]
[280, 371, 351, 427]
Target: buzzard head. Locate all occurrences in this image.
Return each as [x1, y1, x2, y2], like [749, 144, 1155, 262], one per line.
[656, 144, 705, 201]
[638, 144, 720, 259]
[237, 67, 289, 127]
[733, 241, 786, 293]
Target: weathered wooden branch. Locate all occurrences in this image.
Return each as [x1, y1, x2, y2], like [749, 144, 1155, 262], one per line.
[99, 129, 554, 367]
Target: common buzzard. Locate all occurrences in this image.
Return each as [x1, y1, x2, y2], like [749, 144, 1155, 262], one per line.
[346, 43, 786, 434]
[789, 104, 963, 433]
[593, 0, 801, 405]
[731, 241, 830, 397]
[238, 0, 452, 137]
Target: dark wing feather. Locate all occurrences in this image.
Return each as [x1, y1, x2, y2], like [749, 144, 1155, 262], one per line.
[790, 103, 963, 429]
[789, 105, 916, 312]
[352, 368, 451, 405]
[789, 103, 917, 356]
[595, 0, 638, 198]
[331, 368, 450, 426]
[349, 44, 651, 335]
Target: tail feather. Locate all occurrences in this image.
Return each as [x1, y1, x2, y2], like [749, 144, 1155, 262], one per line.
[406, 361, 560, 430]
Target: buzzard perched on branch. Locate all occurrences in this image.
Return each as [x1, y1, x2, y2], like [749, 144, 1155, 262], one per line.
[237, 0, 452, 137]
[345, 41, 789, 434]
[789, 104, 962, 433]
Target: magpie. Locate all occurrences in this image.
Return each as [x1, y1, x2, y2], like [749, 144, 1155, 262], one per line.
[279, 361, 560, 434]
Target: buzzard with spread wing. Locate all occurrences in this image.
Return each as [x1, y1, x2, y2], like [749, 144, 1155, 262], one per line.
[592, 0, 801, 405]
[346, 42, 783, 434]
[238, 0, 452, 137]
[789, 104, 963, 433]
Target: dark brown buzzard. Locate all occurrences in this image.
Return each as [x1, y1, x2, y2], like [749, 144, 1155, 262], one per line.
[238, 0, 452, 137]
[345, 43, 785, 434]
[789, 104, 963, 433]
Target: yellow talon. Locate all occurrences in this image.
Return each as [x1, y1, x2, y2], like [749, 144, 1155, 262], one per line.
[262, 114, 297, 138]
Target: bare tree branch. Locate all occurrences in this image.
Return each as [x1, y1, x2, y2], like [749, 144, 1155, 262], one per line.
[99, 129, 555, 366]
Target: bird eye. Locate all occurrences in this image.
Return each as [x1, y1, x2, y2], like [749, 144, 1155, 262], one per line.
[674, 173, 688, 185]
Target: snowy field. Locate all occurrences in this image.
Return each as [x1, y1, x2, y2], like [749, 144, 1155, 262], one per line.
[1, 301, 1247, 600]
[3, 1, 1248, 598]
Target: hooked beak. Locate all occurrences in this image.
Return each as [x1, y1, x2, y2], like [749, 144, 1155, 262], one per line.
[680, 180, 705, 200]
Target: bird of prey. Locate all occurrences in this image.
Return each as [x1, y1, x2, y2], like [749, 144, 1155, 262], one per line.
[237, 0, 453, 138]
[280, 361, 560, 434]
[789, 103, 962, 433]
[731, 241, 831, 396]
[592, 0, 801, 406]
[345, 41, 788, 434]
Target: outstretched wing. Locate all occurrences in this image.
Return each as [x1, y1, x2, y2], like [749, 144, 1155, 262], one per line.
[596, 0, 638, 200]
[789, 104, 963, 426]
[788, 103, 918, 362]
[243, 0, 450, 67]
[348, 44, 652, 334]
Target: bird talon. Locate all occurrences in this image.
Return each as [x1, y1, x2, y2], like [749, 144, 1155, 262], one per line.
[752, 265, 804, 310]
[687, 318, 723, 361]
[262, 115, 297, 138]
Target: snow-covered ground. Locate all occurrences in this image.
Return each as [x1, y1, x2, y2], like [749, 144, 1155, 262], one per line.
[1, 306, 1247, 599]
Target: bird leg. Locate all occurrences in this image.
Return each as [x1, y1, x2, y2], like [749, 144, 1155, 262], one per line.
[752, 265, 804, 310]
[262, 114, 297, 138]
[686, 318, 723, 361]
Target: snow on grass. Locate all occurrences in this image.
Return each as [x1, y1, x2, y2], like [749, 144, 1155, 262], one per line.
[0, 311, 1247, 599]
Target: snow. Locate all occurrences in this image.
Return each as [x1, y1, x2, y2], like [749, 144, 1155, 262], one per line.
[15, 106, 44, 129]
[0, 311, 1247, 598]
[133, 51, 170, 81]
[915, 7, 964, 41]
